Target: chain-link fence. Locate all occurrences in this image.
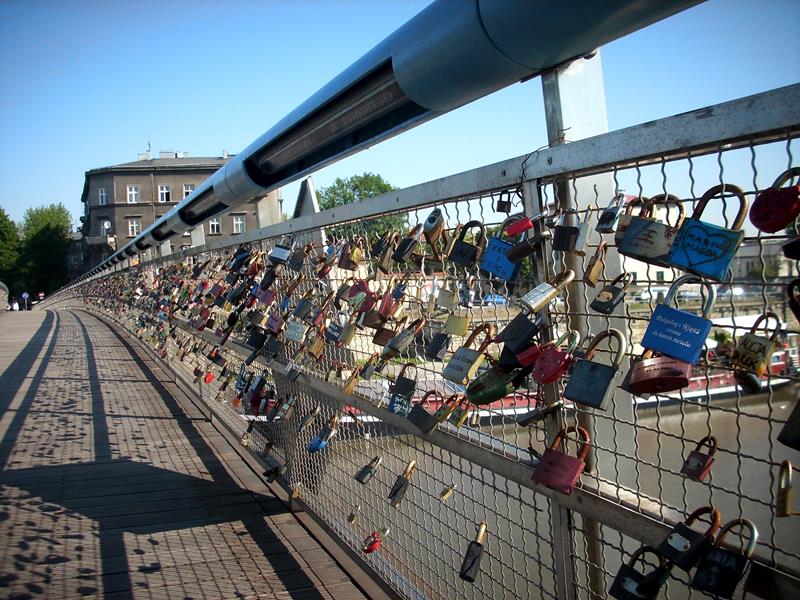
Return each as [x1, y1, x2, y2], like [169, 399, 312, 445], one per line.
[43, 84, 800, 599]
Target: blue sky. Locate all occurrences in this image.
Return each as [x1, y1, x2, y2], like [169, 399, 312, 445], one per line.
[0, 0, 798, 227]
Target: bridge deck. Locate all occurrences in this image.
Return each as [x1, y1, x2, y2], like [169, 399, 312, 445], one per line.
[0, 309, 370, 599]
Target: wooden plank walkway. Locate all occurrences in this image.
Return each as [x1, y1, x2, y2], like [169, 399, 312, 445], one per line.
[0, 309, 371, 599]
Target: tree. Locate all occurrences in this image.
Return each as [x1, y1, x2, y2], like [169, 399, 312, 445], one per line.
[17, 203, 74, 295]
[316, 173, 407, 242]
[0, 207, 20, 288]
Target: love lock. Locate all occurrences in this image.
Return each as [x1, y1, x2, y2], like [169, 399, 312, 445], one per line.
[749, 167, 800, 233]
[361, 527, 390, 554]
[691, 518, 758, 599]
[656, 506, 721, 571]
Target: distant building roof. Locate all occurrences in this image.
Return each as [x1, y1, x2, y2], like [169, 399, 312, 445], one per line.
[86, 156, 230, 175]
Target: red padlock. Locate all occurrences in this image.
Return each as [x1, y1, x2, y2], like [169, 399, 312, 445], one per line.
[749, 168, 800, 233]
[532, 425, 590, 495]
[681, 436, 717, 481]
[505, 216, 534, 237]
[203, 371, 215, 384]
[532, 331, 579, 384]
[361, 527, 389, 554]
[516, 342, 542, 367]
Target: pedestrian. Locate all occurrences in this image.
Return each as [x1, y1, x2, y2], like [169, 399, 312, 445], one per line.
[11, 298, 19, 311]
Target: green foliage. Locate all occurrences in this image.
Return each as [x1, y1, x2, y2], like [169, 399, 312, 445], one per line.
[0, 207, 20, 287]
[316, 173, 407, 241]
[15, 204, 74, 295]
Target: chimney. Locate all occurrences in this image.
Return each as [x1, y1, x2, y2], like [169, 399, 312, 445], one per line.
[159, 149, 177, 159]
[222, 149, 228, 159]
[137, 150, 151, 160]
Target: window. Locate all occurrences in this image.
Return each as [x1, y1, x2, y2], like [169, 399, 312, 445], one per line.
[656, 271, 665, 283]
[127, 218, 141, 237]
[209, 217, 221, 235]
[127, 185, 139, 204]
[158, 185, 171, 203]
[98, 187, 107, 205]
[232, 215, 245, 234]
[183, 183, 195, 198]
[99, 219, 112, 236]
[630, 272, 637, 283]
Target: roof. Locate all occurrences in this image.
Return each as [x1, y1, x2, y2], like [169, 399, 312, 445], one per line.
[86, 156, 230, 174]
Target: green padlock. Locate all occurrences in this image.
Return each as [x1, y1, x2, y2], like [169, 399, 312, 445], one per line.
[465, 365, 531, 406]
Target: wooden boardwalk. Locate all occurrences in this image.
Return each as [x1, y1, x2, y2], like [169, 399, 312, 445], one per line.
[0, 309, 373, 599]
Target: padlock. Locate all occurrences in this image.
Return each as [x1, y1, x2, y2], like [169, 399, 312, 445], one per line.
[375, 231, 399, 273]
[656, 506, 722, 571]
[734, 369, 762, 394]
[276, 394, 296, 420]
[783, 235, 800, 259]
[519, 270, 575, 313]
[347, 505, 360, 524]
[589, 271, 632, 315]
[789, 279, 800, 323]
[337, 237, 365, 271]
[342, 367, 360, 395]
[448, 220, 487, 267]
[614, 197, 648, 246]
[388, 363, 417, 416]
[432, 393, 461, 423]
[479, 215, 527, 281]
[626, 350, 691, 395]
[373, 316, 407, 347]
[619, 194, 685, 267]
[425, 331, 452, 361]
[641, 274, 716, 365]
[228, 244, 252, 272]
[444, 312, 470, 336]
[297, 405, 321, 432]
[407, 391, 444, 434]
[307, 414, 340, 453]
[583, 241, 607, 287]
[609, 546, 670, 600]
[359, 353, 385, 381]
[388, 460, 416, 507]
[266, 311, 284, 335]
[466, 365, 531, 406]
[495, 189, 513, 214]
[435, 281, 458, 310]
[691, 518, 758, 599]
[732, 311, 781, 376]
[563, 329, 626, 410]
[439, 483, 457, 502]
[496, 311, 545, 355]
[380, 317, 425, 360]
[572, 207, 592, 255]
[532, 330, 579, 385]
[287, 242, 313, 271]
[284, 319, 309, 343]
[361, 527, 390, 554]
[442, 324, 495, 385]
[423, 207, 445, 248]
[505, 230, 552, 263]
[681, 435, 717, 481]
[551, 209, 580, 252]
[292, 289, 315, 320]
[516, 400, 563, 426]
[354, 456, 382, 485]
[532, 426, 590, 495]
[338, 313, 359, 348]
[392, 224, 422, 262]
[459, 521, 488, 583]
[777, 460, 796, 517]
[596, 192, 627, 234]
[448, 399, 472, 428]
[749, 167, 800, 233]
[666, 183, 748, 281]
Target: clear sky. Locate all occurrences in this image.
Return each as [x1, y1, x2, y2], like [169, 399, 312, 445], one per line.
[0, 0, 798, 228]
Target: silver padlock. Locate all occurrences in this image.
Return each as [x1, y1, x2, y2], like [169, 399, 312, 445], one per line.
[519, 270, 574, 313]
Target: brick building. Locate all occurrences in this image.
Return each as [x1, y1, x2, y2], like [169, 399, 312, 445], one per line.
[79, 150, 279, 269]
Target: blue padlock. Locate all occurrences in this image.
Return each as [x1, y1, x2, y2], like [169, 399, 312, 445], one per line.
[307, 414, 340, 453]
[666, 184, 748, 282]
[479, 215, 526, 281]
[641, 275, 716, 365]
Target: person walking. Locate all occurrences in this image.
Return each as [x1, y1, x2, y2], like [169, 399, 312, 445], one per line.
[11, 298, 19, 311]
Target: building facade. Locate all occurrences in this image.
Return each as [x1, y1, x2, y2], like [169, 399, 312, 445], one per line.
[79, 150, 279, 269]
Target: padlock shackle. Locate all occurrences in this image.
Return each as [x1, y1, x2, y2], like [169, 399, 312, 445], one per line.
[550, 329, 580, 354]
[748, 311, 782, 341]
[403, 317, 426, 338]
[770, 167, 800, 189]
[692, 183, 749, 230]
[715, 518, 758, 557]
[627, 545, 667, 569]
[664, 274, 717, 318]
[685, 506, 722, 537]
[457, 220, 486, 243]
[367, 455, 382, 468]
[464, 323, 496, 352]
[592, 241, 607, 260]
[550, 425, 591, 461]
[547, 269, 575, 290]
[623, 196, 649, 216]
[606, 271, 633, 290]
[474, 521, 488, 545]
[401, 460, 416, 479]
[693, 435, 718, 455]
[420, 389, 447, 409]
[583, 328, 626, 368]
[649, 193, 686, 227]
[779, 460, 793, 489]
[397, 362, 417, 380]
[499, 214, 527, 241]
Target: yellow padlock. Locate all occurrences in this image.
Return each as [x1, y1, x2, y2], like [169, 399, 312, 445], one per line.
[777, 460, 797, 517]
[732, 312, 781, 376]
[445, 313, 470, 336]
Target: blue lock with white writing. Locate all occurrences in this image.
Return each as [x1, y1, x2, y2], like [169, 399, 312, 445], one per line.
[641, 275, 716, 365]
[666, 184, 748, 282]
[307, 414, 339, 453]
[480, 215, 526, 282]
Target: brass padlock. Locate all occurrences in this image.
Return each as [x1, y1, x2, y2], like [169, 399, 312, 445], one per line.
[732, 311, 781, 376]
[583, 241, 607, 287]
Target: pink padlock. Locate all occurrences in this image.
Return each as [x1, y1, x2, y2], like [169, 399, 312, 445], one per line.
[505, 217, 534, 237]
[532, 426, 590, 495]
[532, 331, 579, 384]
